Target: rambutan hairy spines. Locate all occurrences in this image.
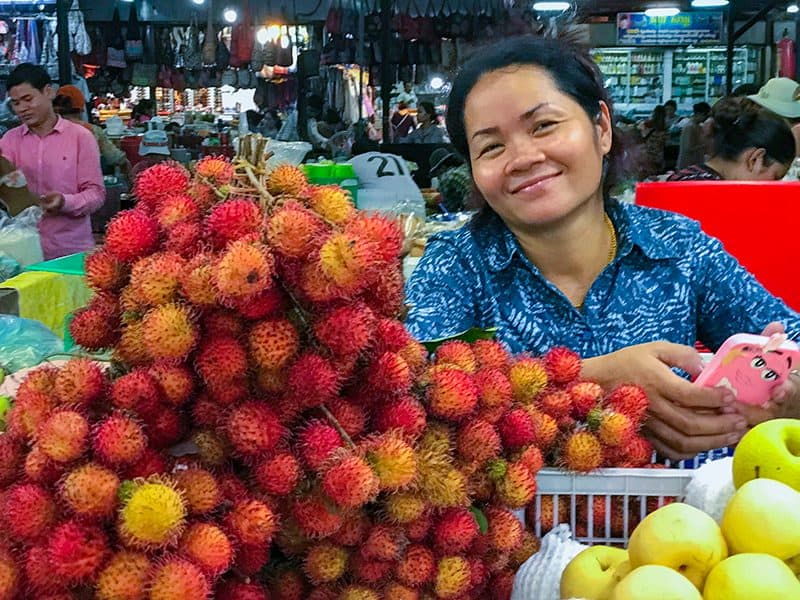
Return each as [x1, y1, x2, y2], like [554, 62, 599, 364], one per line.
[508, 356, 549, 404]
[344, 212, 404, 263]
[225, 401, 286, 459]
[266, 163, 308, 196]
[147, 362, 195, 407]
[118, 477, 187, 550]
[543, 346, 582, 385]
[321, 451, 380, 509]
[290, 493, 344, 539]
[255, 452, 302, 496]
[178, 522, 234, 578]
[0, 546, 19, 600]
[3, 482, 57, 542]
[598, 411, 636, 447]
[472, 339, 512, 372]
[69, 305, 119, 350]
[85, 249, 129, 292]
[568, 380, 605, 420]
[53, 357, 106, 407]
[155, 193, 200, 230]
[148, 557, 211, 600]
[195, 336, 249, 387]
[0, 436, 23, 487]
[48, 520, 109, 584]
[225, 498, 277, 546]
[363, 431, 417, 491]
[95, 551, 151, 600]
[248, 317, 300, 371]
[60, 462, 120, 520]
[93, 413, 148, 467]
[326, 397, 368, 439]
[365, 352, 412, 396]
[497, 408, 536, 450]
[434, 556, 472, 599]
[217, 581, 270, 600]
[6, 389, 55, 443]
[204, 198, 264, 249]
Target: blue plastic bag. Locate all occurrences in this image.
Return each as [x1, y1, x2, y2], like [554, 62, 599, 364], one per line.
[0, 315, 64, 373]
[0, 251, 21, 284]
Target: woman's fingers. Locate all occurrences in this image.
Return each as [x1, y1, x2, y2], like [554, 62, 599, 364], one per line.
[647, 393, 746, 441]
[644, 411, 744, 459]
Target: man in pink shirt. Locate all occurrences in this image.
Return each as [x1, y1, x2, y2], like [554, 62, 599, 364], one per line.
[0, 64, 104, 259]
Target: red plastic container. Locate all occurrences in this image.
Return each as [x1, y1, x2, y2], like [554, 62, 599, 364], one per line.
[636, 180, 800, 310]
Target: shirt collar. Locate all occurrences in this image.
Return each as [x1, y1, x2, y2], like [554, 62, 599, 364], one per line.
[475, 200, 680, 273]
[21, 115, 67, 136]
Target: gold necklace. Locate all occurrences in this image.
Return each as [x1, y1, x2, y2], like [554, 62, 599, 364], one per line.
[573, 214, 617, 309]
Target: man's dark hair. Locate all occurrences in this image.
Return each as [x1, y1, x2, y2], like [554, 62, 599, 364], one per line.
[693, 102, 711, 118]
[664, 99, 677, 110]
[7, 63, 51, 92]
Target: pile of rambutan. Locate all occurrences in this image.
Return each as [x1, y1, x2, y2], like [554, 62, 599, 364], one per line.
[0, 157, 654, 599]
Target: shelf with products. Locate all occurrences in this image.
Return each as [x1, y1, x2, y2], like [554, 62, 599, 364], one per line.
[671, 46, 761, 108]
[591, 48, 666, 108]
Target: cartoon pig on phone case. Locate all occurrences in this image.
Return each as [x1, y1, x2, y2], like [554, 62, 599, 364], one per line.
[695, 334, 800, 406]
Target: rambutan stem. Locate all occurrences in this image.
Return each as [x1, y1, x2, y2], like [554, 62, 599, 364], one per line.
[321, 404, 355, 449]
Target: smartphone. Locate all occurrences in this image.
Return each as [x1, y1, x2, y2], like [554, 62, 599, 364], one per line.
[694, 333, 800, 406]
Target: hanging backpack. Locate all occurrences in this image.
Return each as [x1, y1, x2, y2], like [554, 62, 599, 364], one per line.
[215, 26, 231, 69]
[202, 0, 217, 66]
[229, 0, 253, 68]
[125, 3, 144, 61]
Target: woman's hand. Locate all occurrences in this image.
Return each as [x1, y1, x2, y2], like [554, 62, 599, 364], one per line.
[582, 342, 747, 460]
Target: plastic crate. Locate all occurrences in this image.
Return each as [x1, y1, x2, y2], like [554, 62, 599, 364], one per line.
[24, 252, 86, 277]
[529, 468, 694, 546]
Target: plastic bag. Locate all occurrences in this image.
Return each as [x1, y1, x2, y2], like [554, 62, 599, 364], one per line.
[0, 315, 64, 373]
[0, 206, 43, 266]
[511, 524, 588, 600]
[265, 140, 312, 170]
[0, 251, 21, 283]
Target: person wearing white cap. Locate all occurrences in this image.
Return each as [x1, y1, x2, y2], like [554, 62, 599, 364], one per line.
[130, 129, 171, 180]
[748, 77, 800, 179]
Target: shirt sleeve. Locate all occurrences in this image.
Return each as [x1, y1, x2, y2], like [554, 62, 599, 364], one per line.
[61, 129, 105, 217]
[694, 230, 800, 350]
[404, 233, 481, 341]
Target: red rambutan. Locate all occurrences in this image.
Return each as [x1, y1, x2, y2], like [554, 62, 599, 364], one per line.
[148, 557, 210, 600]
[202, 309, 245, 339]
[598, 411, 636, 447]
[2, 482, 57, 542]
[373, 395, 427, 440]
[25, 545, 68, 594]
[225, 401, 285, 459]
[255, 452, 302, 496]
[317, 231, 382, 295]
[622, 435, 654, 467]
[539, 389, 573, 420]
[174, 467, 222, 515]
[405, 512, 433, 543]
[36, 409, 89, 463]
[361, 524, 407, 563]
[321, 452, 380, 509]
[543, 346, 582, 385]
[363, 431, 417, 491]
[235, 543, 271, 577]
[492, 461, 537, 509]
[225, 499, 277, 546]
[23, 443, 64, 485]
[93, 413, 148, 467]
[109, 370, 162, 419]
[313, 303, 376, 359]
[329, 510, 370, 546]
[435, 340, 478, 373]
[236, 285, 286, 320]
[497, 408, 536, 450]
[433, 508, 479, 555]
[180, 253, 218, 308]
[486, 507, 524, 553]
[179, 522, 234, 577]
[60, 462, 120, 520]
[143, 407, 184, 449]
[48, 520, 108, 584]
[472, 339, 512, 372]
[395, 543, 435, 588]
[528, 409, 559, 450]
[568, 380, 605, 420]
[0, 436, 23, 487]
[6, 389, 55, 442]
[457, 419, 502, 464]
[291, 494, 343, 539]
[125, 448, 169, 480]
[308, 185, 356, 225]
[147, 362, 195, 407]
[286, 352, 340, 410]
[164, 219, 202, 257]
[216, 581, 270, 600]
[606, 384, 649, 423]
[427, 367, 479, 422]
[95, 551, 151, 600]
[266, 201, 327, 259]
[133, 161, 190, 211]
[344, 212, 403, 263]
[205, 198, 264, 249]
[104, 209, 160, 263]
[248, 318, 300, 371]
[327, 397, 367, 438]
[0, 546, 19, 600]
[195, 336, 249, 386]
[515, 445, 545, 476]
[85, 249, 128, 292]
[54, 357, 105, 407]
[266, 164, 308, 195]
[297, 419, 344, 471]
[155, 193, 200, 230]
[69, 305, 119, 350]
[365, 352, 412, 396]
[195, 155, 235, 185]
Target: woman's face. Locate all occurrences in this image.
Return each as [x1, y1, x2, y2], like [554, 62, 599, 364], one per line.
[464, 65, 612, 230]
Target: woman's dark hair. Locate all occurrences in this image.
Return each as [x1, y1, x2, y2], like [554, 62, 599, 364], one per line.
[418, 101, 437, 120]
[7, 63, 51, 92]
[131, 99, 154, 120]
[445, 35, 624, 199]
[266, 108, 282, 131]
[650, 105, 667, 131]
[245, 109, 263, 131]
[711, 97, 795, 166]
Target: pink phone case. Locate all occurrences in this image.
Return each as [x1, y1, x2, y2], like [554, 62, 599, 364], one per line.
[694, 333, 800, 406]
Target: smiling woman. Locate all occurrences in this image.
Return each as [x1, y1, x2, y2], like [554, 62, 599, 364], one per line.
[404, 36, 800, 464]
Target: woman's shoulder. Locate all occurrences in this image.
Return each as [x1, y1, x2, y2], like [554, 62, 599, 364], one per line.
[618, 201, 707, 257]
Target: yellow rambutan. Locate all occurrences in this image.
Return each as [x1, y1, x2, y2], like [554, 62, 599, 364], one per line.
[118, 477, 187, 550]
[154, 194, 199, 230]
[384, 493, 427, 524]
[214, 240, 275, 304]
[509, 357, 548, 403]
[304, 542, 349, 584]
[317, 231, 382, 294]
[180, 253, 218, 308]
[266, 164, 308, 196]
[141, 302, 199, 362]
[114, 320, 150, 367]
[434, 556, 472, 599]
[60, 462, 120, 520]
[173, 467, 221, 515]
[307, 185, 356, 225]
[128, 252, 186, 307]
[363, 432, 417, 491]
[195, 155, 235, 185]
[248, 318, 300, 370]
[178, 522, 234, 578]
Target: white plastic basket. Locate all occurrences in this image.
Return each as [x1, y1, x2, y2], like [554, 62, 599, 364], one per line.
[527, 468, 694, 546]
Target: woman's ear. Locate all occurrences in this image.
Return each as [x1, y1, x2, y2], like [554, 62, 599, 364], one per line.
[596, 101, 613, 156]
[746, 147, 767, 173]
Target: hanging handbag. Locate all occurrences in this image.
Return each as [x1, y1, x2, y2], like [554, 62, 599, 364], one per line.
[202, 0, 217, 66]
[229, 0, 253, 68]
[276, 26, 293, 67]
[215, 25, 231, 69]
[183, 16, 203, 70]
[125, 3, 144, 61]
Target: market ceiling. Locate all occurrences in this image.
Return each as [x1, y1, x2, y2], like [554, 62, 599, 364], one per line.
[77, 0, 789, 23]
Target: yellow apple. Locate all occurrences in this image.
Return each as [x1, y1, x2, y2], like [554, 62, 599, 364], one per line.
[611, 559, 632, 585]
[610, 565, 701, 600]
[721, 478, 800, 560]
[626, 502, 726, 590]
[560, 545, 628, 600]
[703, 553, 800, 600]
[732, 418, 800, 490]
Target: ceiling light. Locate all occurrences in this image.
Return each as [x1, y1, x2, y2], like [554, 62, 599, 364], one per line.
[192, 0, 205, 5]
[223, 8, 237, 22]
[789, 3, 799, 13]
[691, 0, 729, 7]
[532, 2, 570, 11]
[256, 27, 269, 45]
[430, 76, 444, 90]
[645, 7, 680, 17]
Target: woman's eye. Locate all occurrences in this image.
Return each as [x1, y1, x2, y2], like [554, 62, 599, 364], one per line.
[533, 121, 557, 133]
[478, 144, 502, 158]
[762, 369, 778, 381]
[751, 357, 766, 368]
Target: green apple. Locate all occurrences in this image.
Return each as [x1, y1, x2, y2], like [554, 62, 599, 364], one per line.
[721, 478, 800, 560]
[627, 502, 727, 591]
[732, 418, 800, 490]
[703, 553, 800, 600]
[560, 545, 628, 600]
[610, 565, 701, 600]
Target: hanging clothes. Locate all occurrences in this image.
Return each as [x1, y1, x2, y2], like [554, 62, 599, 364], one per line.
[27, 19, 41, 66]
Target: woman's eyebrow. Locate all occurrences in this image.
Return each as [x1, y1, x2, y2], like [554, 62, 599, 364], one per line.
[471, 102, 552, 140]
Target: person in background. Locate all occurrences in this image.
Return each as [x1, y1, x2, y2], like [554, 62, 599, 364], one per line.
[53, 85, 131, 176]
[428, 147, 472, 212]
[130, 129, 172, 181]
[405, 36, 800, 463]
[400, 101, 448, 144]
[391, 101, 416, 141]
[396, 81, 418, 109]
[306, 95, 331, 151]
[668, 97, 794, 181]
[676, 102, 711, 169]
[130, 99, 155, 127]
[317, 108, 345, 139]
[638, 104, 667, 177]
[747, 77, 800, 179]
[260, 109, 282, 138]
[663, 99, 678, 129]
[0, 63, 104, 259]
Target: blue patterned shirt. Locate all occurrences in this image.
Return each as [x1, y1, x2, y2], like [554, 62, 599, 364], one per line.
[405, 201, 800, 354]
[405, 201, 800, 468]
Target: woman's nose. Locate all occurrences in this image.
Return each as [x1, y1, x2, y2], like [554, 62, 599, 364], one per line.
[503, 136, 547, 175]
